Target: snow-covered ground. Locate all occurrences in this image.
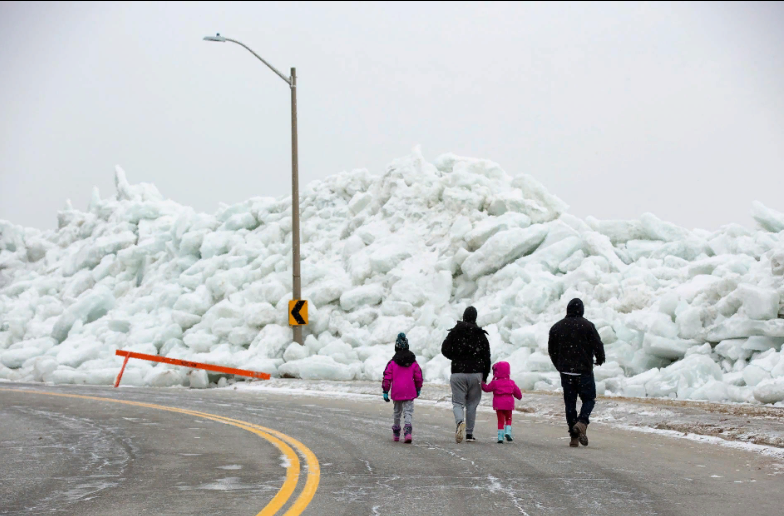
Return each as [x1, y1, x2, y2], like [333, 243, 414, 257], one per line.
[2, 148, 784, 406]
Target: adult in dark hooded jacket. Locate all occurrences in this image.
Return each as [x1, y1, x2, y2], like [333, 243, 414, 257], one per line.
[548, 298, 605, 448]
[441, 306, 491, 443]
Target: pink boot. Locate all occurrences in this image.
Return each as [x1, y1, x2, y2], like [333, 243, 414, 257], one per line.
[404, 425, 412, 443]
[392, 425, 401, 442]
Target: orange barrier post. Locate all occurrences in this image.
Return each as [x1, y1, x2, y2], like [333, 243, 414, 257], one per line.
[114, 350, 271, 387]
[114, 353, 130, 388]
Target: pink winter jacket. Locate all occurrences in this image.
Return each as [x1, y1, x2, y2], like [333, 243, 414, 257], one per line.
[481, 361, 522, 411]
[382, 356, 423, 401]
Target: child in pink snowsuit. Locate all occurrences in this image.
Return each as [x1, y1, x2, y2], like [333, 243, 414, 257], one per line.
[382, 333, 423, 443]
[482, 361, 523, 443]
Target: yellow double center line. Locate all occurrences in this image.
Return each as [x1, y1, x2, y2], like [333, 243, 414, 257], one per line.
[0, 388, 320, 515]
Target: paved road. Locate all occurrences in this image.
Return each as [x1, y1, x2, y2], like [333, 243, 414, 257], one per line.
[1, 383, 782, 515]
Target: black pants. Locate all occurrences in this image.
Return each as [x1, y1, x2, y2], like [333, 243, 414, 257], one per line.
[560, 372, 596, 437]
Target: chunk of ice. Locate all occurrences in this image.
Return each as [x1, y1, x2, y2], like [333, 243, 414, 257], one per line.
[753, 378, 784, 404]
[461, 226, 548, 280]
[340, 284, 384, 312]
[51, 287, 115, 343]
[750, 201, 784, 233]
[278, 355, 357, 381]
[733, 285, 780, 320]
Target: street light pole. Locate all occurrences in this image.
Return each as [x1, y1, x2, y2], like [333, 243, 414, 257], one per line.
[289, 67, 302, 347]
[203, 34, 303, 345]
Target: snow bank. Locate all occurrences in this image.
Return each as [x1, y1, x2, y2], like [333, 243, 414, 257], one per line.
[1, 148, 784, 404]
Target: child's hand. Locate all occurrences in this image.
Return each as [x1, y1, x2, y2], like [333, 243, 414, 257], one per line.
[416, 389, 421, 398]
[383, 392, 390, 402]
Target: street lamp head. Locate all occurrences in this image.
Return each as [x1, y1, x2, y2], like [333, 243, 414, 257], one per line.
[203, 33, 226, 42]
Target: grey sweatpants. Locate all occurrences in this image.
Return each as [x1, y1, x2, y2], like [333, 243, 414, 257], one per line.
[393, 399, 414, 427]
[450, 372, 483, 434]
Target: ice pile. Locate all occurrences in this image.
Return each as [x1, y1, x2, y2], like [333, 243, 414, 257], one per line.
[2, 148, 784, 404]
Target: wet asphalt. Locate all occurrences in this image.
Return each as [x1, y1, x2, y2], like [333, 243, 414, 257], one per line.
[1, 383, 782, 515]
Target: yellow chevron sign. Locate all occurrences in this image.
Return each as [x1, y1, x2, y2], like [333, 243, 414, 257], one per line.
[289, 300, 308, 326]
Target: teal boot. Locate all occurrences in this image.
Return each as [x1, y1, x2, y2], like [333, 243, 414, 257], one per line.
[497, 430, 504, 443]
[505, 425, 514, 442]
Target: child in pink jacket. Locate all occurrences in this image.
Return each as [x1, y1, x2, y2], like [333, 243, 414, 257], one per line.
[482, 361, 523, 443]
[382, 333, 423, 443]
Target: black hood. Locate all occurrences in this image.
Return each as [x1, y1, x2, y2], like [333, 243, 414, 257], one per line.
[567, 298, 584, 317]
[392, 349, 417, 367]
[463, 306, 478, 323]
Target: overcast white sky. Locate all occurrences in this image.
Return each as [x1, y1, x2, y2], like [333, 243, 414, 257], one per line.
[1, 1, 782, 231]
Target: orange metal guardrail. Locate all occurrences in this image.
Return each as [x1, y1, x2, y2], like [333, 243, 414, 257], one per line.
[114, 349, 271, 387]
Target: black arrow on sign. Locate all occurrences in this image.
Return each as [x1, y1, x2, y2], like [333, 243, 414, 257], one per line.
[291, 300, 306, 325]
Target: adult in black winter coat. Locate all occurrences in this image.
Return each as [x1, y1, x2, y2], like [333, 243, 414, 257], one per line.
[548, 298, 605, 448]
[441, 306, 491, 443]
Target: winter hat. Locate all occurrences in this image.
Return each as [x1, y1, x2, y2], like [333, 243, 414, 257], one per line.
[463, 306, 478, 323]
[395, 332, 409, 351]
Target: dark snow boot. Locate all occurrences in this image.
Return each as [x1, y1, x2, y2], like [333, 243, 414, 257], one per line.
[404, 425, 413, 444]
[570, 436, 579, 447]
[573, 421, 588, 446]
[392, 425, 401, 442]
